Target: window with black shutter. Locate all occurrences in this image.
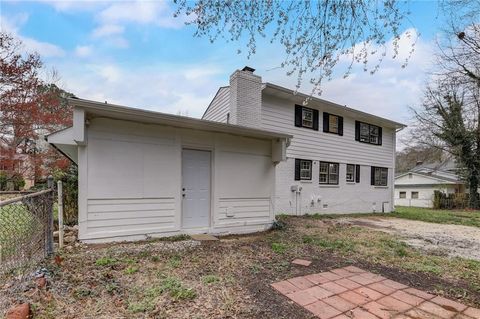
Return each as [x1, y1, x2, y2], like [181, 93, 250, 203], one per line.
[371, 166, 388, 186]
[294, 159, 312, 180]
[355, 121, 382, 145]
[323, 112, 343, 136]
[346, 164, 361, 183]
[294, 105, 319, 130]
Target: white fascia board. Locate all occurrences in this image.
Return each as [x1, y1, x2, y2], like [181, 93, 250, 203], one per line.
[73, 107, 86, 145]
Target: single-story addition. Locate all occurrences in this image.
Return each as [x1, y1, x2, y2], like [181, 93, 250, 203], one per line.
[394, 161, 464, 208]
[47, 98, 290, 243]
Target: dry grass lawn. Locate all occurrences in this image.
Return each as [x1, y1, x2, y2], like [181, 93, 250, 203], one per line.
[1, 216, 480, 318]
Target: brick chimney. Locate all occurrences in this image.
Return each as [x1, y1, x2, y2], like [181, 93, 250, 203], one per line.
[229, 66, 262, 128]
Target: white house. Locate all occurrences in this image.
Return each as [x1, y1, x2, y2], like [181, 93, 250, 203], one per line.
[203, 67, 406, 215]
[394, 161, 464, 208]
[47, 98, 290, 242]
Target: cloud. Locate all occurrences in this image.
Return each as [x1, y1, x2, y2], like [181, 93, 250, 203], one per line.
[0, 14, 66, 57]
[55, 61, 225, 117]
[92, 24, 124, 38]
[74, 45, 93, 57]
[35, 0, 105, 12]
[98, 1, 183, 29]
[255, 28, 433, 126]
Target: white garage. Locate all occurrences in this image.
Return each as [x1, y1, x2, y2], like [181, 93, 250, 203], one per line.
[47, 98, 290, 243]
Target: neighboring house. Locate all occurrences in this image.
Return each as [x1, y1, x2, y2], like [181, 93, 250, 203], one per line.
[0, 143, 35, 190]
[203, 67, 406, 215]
[47, 98, 290, 242]
[394, 160, 465, 208]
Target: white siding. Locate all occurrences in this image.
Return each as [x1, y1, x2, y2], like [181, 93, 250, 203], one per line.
[275, 158, 392, 214]
[261, 94, 395, 167]
[202, 87, 230, 122]
[260, 93, 395, 214]
[79, 117, 275, 242]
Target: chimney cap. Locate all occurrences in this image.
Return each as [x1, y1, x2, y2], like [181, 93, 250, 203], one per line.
[242, 66, 255, 73]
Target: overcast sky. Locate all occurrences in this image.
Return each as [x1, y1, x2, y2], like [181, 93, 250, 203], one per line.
[1, 1, 446, 129]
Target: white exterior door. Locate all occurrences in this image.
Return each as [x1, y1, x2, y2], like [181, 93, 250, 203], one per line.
[182, 149, 211, 229]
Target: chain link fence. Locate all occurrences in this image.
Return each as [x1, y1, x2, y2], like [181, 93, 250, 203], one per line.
[0, 189, 54, 278]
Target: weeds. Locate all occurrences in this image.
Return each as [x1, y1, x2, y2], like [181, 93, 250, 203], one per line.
[167, 255, 182, 268]
[202, 275, 220, 284]
[95, 257, 118, 266]
[125, 266, 139, 275]
[271, 242, 287, 254]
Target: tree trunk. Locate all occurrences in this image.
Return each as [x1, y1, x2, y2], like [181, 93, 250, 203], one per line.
[468, 173, 479, 209]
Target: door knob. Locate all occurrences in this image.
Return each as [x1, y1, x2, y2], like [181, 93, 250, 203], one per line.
[182, 188, 185, 191]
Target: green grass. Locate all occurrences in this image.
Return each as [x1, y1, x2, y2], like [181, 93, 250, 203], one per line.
[0, 204, 38, 259]
[201, 275, 220, 285]
[271, 242, 287, 254]
[95, 257, 118, 266]
[391, 206, 480, 228]
[303, 206, 480, 228]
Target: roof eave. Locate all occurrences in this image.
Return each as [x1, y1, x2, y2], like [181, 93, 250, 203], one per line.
[68, 98, 292, 141]
[263, 82, 406, 129]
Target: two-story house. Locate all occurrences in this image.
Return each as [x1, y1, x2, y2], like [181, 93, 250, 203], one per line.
[203, 67, 406, 215]
[47, 66, 404, 242]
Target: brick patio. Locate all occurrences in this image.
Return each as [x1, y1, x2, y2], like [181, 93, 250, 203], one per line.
[271, 266, 480, 319]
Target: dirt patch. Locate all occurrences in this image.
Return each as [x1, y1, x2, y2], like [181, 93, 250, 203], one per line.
[1, 217, 479, 318]
[343, 217, 480, 261]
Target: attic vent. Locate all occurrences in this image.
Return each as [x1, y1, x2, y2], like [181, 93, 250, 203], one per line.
[242, 66, 255, 73]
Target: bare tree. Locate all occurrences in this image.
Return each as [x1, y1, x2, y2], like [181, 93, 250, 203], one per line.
[173, 0, 414, 96]
[410, 1, 480, 208]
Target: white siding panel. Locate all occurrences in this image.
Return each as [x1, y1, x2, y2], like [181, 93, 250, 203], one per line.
[86, 198, 176, 236]
[202, 87, 230, 122]
[216, 198, 271, 226]
[261, 94, 395, 168]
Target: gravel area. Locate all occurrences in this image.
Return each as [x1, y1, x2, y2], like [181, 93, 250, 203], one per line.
[342, 217, 480, 261]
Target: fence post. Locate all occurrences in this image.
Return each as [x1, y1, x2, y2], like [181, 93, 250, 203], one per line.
[57, 180, 64, 249]
[46, 175, 54, 256]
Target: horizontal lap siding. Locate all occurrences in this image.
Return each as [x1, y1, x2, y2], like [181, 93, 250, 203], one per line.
[260, 94, 395, 214]
[86, 198, 176, 235]
[202, 87, 230, 122]
[261, 95, 394, 168]
[217, 198, 271, 223]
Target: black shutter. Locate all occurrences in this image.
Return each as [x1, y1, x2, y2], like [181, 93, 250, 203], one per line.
[323, 112, 329, 132]
[338, 116, 344, 136]
[294, 159, 301, 180]
[355, 165, 360, 183]
[378, 127, 383, 145]
[355, 121, 360, 141]
[371, 166, 376, 185]
[313, 109, 319, 131]
[294, 105, 302, 127]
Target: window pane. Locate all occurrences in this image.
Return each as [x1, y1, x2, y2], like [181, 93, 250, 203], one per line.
[302, 109, 313, 127]
[329, 115, 338, 133]
[346, 164, 354, 182]
[329, 173, 338, 184]
[319, 161, 328, 183]
[329, 163, 338, 174]
[411, 191, 419, 199]
[329, 163, 339, 184]
[399, 192, 406, 198]
[300, 160, 311, 179]
[360, 123, 369, 142]
[319, 174, 327, 183]
[319, 162, 328, 173]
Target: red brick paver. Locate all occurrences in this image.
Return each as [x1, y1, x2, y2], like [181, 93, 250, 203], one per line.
[271, 266, 478, 319]
[292, 259, 312, 266]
